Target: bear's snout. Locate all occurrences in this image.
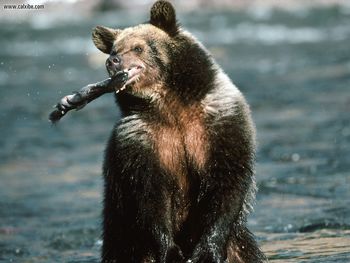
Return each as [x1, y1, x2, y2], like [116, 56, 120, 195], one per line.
[106, 53, 122, 76]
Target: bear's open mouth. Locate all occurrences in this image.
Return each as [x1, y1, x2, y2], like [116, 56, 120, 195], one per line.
[115, 65, 144, 93]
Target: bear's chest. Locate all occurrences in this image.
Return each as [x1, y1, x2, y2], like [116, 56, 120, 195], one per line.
[150, 116, 208, 192]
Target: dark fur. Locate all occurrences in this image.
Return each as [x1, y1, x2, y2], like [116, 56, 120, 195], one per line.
[96, 1, 266, 262]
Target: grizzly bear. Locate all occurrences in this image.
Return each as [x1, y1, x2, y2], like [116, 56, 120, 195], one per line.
[92, 1, 266, 262]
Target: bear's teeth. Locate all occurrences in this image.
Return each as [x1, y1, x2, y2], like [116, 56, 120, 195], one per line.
[116, 85, 127, 94]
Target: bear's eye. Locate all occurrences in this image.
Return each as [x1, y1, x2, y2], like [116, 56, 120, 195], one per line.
[133, 46, 143, 53]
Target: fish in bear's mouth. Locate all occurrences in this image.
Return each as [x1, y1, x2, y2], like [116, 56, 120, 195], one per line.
[49, 64, 144, 122]
[115, 65, 144, 93]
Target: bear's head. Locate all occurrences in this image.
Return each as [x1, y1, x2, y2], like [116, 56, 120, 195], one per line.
[92, 0, 214, 103]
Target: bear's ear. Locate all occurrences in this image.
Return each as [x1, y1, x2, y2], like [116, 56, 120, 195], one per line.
[92, 26, 120, 54]
[150, 0, 178, 36]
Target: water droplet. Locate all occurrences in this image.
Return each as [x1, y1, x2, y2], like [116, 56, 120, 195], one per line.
[283, 223, 293, 231]
[291, 153, 300, 162]
[95, 239, 103, 246]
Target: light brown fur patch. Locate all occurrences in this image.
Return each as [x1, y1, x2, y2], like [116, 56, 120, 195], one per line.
[154, 125, 186, 186]
[150, 93, 208, 192]
[116, 24, 171, 65]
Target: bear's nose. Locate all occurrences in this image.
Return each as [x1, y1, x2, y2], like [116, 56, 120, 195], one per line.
[106, 54, 122, 72]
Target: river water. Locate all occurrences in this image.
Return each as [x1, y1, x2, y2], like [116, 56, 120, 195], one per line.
[0, 5, 349, 263]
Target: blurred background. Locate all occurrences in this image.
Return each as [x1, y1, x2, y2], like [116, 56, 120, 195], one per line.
[0, 0, 349, 262]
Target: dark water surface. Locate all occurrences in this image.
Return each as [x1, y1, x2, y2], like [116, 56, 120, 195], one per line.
[0, 6, 349, 262]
